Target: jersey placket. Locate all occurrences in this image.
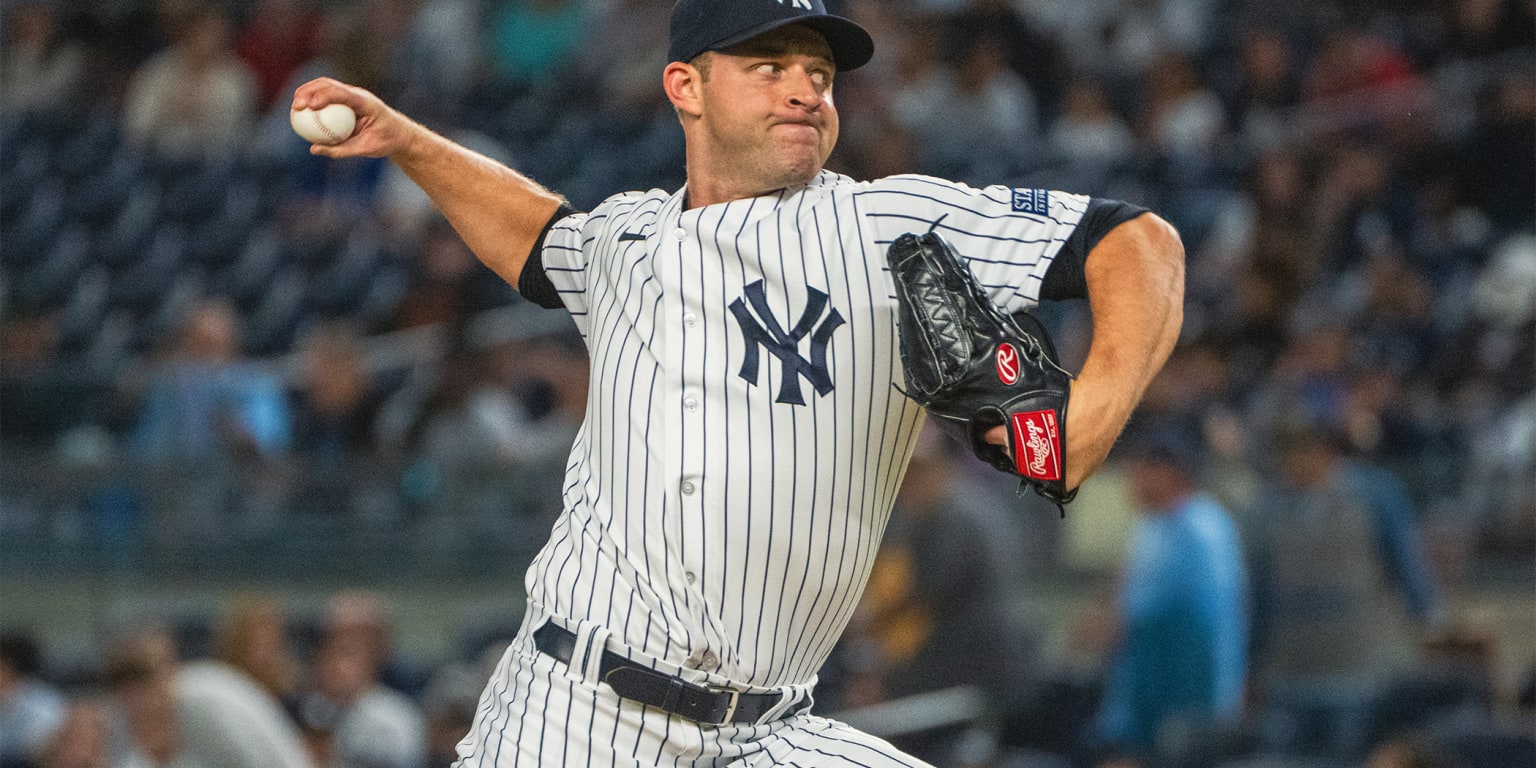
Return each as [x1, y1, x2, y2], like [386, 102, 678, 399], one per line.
[664, 210, 708, 596]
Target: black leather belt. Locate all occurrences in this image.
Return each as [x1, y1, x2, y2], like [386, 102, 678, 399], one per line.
[532, 622, 803, 726]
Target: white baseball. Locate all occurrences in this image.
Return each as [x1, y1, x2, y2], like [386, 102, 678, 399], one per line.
[290, 103, 357, 145]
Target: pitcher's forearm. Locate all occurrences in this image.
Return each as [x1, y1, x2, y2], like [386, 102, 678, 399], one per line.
[1066, 213, 1185, 488]
[391, 127, 564, 288]
[291, 77, 565, 290]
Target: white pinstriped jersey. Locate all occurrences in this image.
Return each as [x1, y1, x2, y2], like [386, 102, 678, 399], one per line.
[528, 170, 1089, 691]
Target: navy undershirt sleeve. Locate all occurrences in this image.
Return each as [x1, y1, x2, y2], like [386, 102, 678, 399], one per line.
[518, 203, 580, 309]
[1040, 198, 1151, 301]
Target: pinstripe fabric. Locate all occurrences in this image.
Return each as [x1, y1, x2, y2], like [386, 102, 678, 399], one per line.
[457, 171, 1087, 765]
[457, 606, 935, 767]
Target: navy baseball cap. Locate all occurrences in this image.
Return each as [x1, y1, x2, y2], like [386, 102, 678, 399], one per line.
[668, 0, 874, 72]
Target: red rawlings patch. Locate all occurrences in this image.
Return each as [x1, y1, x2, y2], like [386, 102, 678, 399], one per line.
[1011, 410, 1062, 481]
[996, 343, 1020, 385]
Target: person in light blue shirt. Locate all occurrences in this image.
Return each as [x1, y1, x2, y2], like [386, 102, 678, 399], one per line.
[131, 299, 291, 461]
[1091, 421, 1250, 757]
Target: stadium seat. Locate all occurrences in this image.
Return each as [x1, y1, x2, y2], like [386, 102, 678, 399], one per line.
[0, 141, 51, 229]
[217, 227, 283, 310]
[351, 266, 410, 332]
[187, 183, 263, 268]
[161, 165, 231, 224]
[6, 179, 66, 271]
[109, 226, 188, 313]
[244, 266, 308, 355]
[71, 150, 143, 227]
[18, 225, 91, 307]
[57, 267, 110, 353]
[54, 112, 121, 183]
[309, 235, 386, 316]
[98, 184, 162, 268]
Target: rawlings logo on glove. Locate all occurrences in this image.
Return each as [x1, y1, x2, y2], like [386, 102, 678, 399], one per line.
[887, 231, 1078, 509]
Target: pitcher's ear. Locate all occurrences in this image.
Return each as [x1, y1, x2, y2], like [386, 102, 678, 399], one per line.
[664, 60, 705, 118]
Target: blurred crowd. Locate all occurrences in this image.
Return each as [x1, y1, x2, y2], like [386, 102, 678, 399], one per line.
[1, 589, 509, 768]
[0, 0, 1532, 766]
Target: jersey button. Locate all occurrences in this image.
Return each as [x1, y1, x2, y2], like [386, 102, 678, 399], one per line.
[683, 313, 697, 328]
[685, 571, 696, 585]
[673, 228, 686, 241]
[684, 397, 698, 412]
[700, 651, 718, 668]
[681, 481, 696, 496]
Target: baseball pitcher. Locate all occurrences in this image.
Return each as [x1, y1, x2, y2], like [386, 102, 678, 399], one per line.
[291, 0, 1183, 764]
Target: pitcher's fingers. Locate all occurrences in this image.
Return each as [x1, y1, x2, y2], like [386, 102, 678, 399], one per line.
[985, 425, 1007, 447]
[291, 77, 369, 113]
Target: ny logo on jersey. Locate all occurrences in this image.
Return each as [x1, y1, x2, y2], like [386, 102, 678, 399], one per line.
[729, 280, 845, 405]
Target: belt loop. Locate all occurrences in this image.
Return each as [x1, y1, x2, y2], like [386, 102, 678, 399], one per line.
[565, 620, 607, 686]
[582, 625, 610, 685]
[753, 685, 805, 726]
[661, 676, 687, 713]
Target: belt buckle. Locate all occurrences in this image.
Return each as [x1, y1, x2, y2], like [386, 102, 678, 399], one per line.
[707, 684, 741, 726]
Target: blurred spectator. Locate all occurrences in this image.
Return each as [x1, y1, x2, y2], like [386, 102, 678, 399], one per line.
[1459, 254, 1536, 555]
[0, 1, 85, 115]
[882, 19, 951, 168]
[391, 220, 512, 333]
[235, 0, 323, 112]
[1433, 0, 1536, 65]
[130, 299, 291, 462]
[828, 428, 1032, 760]
[1311, 142, 1414, 275]
[944, 0, 1068, 116]
[485, 0, 590, 88]
[122, 4, 258, 157]
[291, 322, 382, 464]
[1094, 0, 1218, 79]
[322, 590, 420, 702]
[389, 0, 484, 121]
[1047, 76, 1138, 169]
[0, 309, 102, 450]
[888, 31, 1038, 178]
[836, 115, 919, 182]
[484, 332, 586, 448]
[0, 631, 66, 765]
[1364, 734, 1462, 768]
[1303, 27, 1419, 105]
[1078, 420, 1248, 759]
[213, 594, 303, 711]
[1244, 419, 1444, 751]
[417, 662, 482, 768]
[572, 0, 672, 120]
[1458, 74, 1536, 231]
[102, 621, 313, 768]
[1138, 50, 1228, 175]
[1194, 148, 1318, 353]
[286, 321, 387, 520]
[1227, 27, 1303, 154]
[37, 699, 112, 768]
[298, 591, 426, 768]
[393, 344, 537, 475]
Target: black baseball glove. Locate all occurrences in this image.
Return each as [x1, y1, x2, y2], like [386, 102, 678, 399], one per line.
[887, 231, 1078, 508]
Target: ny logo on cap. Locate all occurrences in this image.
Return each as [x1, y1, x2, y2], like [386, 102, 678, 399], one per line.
[729, 280, 844, 405]
[776, 0, 814, 9]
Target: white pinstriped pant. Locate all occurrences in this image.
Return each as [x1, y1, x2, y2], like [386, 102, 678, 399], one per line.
[453, 609, 932, 768]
